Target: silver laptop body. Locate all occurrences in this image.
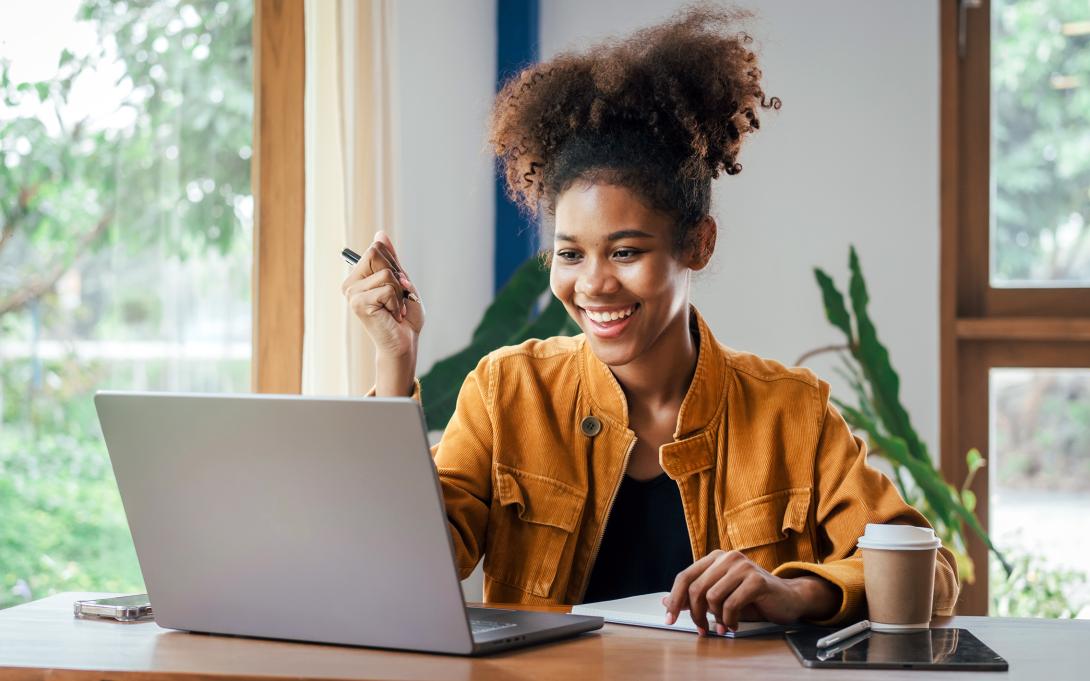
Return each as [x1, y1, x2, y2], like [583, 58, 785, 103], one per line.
[94, 391, 602, 655]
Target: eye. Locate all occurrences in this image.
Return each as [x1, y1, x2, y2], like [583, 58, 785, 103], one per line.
[555, 249, 582, 263]
[612, 248, 642, 260]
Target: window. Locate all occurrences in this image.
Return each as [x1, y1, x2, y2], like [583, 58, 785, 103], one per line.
[942, 0, 1090, 616]
[0, 0, 253, 607]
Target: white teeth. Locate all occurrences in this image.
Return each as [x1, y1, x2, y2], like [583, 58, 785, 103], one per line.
[584, 306, 635, 323]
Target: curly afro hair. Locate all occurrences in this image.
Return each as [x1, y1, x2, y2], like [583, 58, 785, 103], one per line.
[489, 5, 780, 251]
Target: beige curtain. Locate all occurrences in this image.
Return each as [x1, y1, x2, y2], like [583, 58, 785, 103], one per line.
[302, 0, 396, 395]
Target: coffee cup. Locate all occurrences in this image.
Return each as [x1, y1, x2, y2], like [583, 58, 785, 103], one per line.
[857, 523, 941, 631]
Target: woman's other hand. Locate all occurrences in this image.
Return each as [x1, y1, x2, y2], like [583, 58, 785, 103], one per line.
[662, 550, 839, 635]
[341, 231, 424, 396]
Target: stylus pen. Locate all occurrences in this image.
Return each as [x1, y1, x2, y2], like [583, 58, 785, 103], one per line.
[817, 619, 871, 648]
[342, 246, 422, 303]
[816, 629, 872, 661]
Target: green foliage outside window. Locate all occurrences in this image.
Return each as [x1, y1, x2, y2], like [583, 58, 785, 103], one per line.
[992, 0, 1090, 284]
[0, 0, 253, 609]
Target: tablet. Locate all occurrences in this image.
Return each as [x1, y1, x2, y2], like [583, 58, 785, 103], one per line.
[786, 628, 1008, 671]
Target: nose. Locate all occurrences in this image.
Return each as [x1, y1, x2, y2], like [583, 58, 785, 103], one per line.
[574, 257, 620, 298]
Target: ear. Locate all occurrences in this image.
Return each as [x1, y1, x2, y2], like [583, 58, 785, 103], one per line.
[684, 216, 717, 271]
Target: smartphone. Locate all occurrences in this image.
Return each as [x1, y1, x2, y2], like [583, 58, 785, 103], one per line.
[73, 594, 153, 622]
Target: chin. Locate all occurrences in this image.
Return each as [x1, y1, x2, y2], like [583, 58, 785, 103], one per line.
[583, 336, 643, 367]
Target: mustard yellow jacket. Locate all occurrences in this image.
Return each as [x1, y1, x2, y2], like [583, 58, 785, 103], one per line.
[423, 308, 958, 624]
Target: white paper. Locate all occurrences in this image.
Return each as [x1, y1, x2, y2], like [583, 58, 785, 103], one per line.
[571, 592, 787, 638]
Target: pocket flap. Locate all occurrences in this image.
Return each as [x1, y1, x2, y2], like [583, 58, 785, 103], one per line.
[724, 487, 811, 550]
[494, 464, 586, 533]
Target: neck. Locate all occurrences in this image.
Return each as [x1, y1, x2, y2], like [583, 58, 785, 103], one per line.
[610, 307, 699, 413]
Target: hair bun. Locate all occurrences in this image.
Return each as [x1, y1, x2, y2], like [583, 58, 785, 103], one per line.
[489, 4, 779, 233]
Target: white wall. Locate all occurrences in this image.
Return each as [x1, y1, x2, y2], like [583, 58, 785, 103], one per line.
[390, 0, 497, 375]
[540, 0, 941, 459]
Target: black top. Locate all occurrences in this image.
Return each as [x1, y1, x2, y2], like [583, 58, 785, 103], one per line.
[582, 472, 693, 603]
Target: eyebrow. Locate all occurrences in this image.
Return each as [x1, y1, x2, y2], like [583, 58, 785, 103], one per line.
[554, 229, 656, 242]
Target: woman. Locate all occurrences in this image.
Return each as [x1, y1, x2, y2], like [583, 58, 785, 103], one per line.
[341, 8, 958, 634]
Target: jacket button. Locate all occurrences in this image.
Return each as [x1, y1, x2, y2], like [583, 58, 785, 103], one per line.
[580, 415, 602, 438]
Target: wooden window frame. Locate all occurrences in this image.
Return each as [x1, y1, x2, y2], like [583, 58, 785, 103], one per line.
[252, 0, 305, 393]
[940, 0, 1090, 615]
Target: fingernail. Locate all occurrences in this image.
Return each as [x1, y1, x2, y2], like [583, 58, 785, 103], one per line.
[716, 623, 725, 635]
[665, 613, 675, 625]
[696, 626, 706, 636]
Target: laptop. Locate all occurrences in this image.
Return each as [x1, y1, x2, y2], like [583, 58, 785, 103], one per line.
[94, 391, 603, 655]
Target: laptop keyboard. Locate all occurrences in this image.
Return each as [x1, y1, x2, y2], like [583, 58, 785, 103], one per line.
[470, 618, 519, 635]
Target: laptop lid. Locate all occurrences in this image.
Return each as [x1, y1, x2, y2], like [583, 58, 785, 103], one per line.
[95, 391, 476, 654]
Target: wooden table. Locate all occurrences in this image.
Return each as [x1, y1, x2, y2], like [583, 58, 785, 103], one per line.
[1, 593, 1087, 680]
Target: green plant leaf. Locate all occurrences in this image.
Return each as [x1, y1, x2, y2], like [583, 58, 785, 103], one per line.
[966, 448, 985, 476]
[420, 261, 577, 431]
[838, 403, 1010, 575]
[841, 403, 955, 526]
[469, 257, 549, 347]
[814, 267, 853, 342]
[832, 354, 879, 427]
[419, 341, 495, 432]
[962, 488, 977, 513]
[508, 296, 572, 345]
[847, 246, 927, 463]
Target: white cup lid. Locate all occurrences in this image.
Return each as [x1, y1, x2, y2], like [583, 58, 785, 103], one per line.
[856, 523, 942, 550]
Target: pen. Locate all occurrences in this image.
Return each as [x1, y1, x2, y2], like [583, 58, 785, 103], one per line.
[816, 619, 870, 648]
[342, 245, 422, 304]
[816, 629, 872, 661]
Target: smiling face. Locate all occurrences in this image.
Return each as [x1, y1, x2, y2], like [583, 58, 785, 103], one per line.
[550, 182, 711, 368]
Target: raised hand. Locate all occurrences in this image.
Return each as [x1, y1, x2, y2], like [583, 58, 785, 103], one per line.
[341, 231, 424, 396]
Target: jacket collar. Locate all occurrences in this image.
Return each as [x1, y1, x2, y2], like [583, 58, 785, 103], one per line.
[578, 306, 727, 439]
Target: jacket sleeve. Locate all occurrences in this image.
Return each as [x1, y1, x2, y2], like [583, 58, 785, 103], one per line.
[771, 397, 960, 625]
[366, 357, 494, 580]
[428, 357, 495, 580]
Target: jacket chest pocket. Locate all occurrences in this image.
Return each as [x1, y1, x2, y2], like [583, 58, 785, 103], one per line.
[722, 487, 813, 566]
[484, 463, 586, 599]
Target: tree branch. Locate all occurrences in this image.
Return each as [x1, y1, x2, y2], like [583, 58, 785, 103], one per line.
[0, 210, 112, 317]
[0, 185, 38, 256]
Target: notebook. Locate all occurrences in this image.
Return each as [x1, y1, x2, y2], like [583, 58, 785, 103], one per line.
[571, 592, 787, 638]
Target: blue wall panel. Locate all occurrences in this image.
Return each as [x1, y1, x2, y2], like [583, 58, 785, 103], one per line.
[494, 0, 539, 293]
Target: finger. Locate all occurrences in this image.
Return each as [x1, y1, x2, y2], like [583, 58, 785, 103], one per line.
[342, 243, 392, 294]
[347, 280, 402, 321]
[361, 283, 403, 320]
[665, 552, 720, 624]
[348, 283, 399, 321]
[373, 231, 409, 275]
[371, 232, 420, 303]
[720, 573, 765, 632]
[361, 268, 406, 302]
[686, 553, 742, 633]
[399, 272, 419, 299]
[704, 561, 751, 630]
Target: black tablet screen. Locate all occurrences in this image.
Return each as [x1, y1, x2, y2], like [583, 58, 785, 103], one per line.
[786, 628, 1008, 671]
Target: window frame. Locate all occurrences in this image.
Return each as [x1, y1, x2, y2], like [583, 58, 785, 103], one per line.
[252, 0, 305, 394]
[940, 0, 1090, 615]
